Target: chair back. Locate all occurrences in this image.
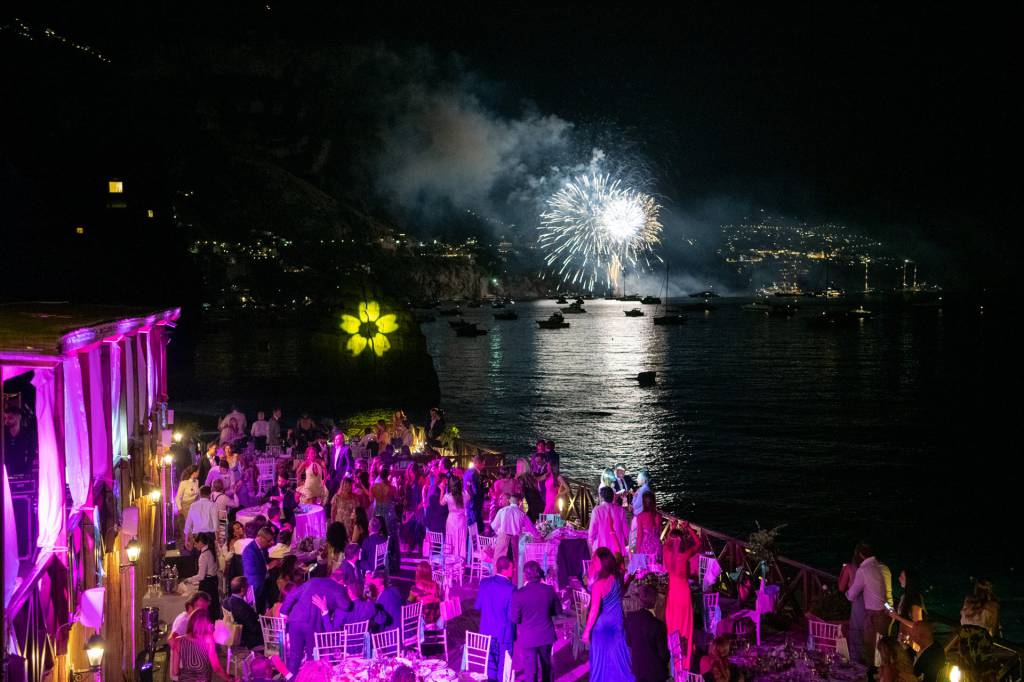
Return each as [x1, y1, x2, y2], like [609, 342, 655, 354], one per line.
[259, 615, 287, 658]
[808, 620, 843, 652]
[344, 620, 369, 657]
[313, 630, 346, 664]
[373, 541, 388, 571]
[523, 541, 548, 571]
[703, 592, 721, 633]
[419, 625, 448, 660]
[401, 602, 423, 648]
[461, 631, 492, 674]
[573, 589, 591, 626]
[733, 615, 755, 644]
[370, 627, 401, 659]
[256, 458, 276, 493]
[668, 631, 692, 682]
[427, 530, 445, 567]
[698, 554, 714, 590]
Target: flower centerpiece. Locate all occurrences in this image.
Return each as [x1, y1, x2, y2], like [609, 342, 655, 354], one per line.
[534, 518, 555, 539]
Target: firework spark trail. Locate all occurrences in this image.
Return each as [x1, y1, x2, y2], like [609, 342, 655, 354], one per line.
[538, 173, 663, 290]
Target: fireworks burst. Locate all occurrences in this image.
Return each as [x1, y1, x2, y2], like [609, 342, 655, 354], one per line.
[538, 173, 662, 290]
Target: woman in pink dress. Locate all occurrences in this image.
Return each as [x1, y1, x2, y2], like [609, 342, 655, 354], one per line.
[664, 520, 701, 671]
[634, 491, 663, 559]
[542, 463, 568, 514]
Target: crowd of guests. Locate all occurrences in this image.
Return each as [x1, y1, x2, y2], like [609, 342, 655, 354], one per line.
[166, 407, 1006, 682]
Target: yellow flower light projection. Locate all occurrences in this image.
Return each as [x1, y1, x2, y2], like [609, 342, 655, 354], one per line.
[341, 301, 399, 357]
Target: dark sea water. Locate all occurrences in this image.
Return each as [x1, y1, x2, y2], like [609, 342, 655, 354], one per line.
[419, 297, 1020, 637]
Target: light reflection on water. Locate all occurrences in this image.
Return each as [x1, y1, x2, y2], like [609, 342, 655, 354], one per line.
[422, 298, 1019, 635]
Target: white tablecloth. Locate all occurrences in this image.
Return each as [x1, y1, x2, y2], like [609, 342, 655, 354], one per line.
[235, 503, 325, 545]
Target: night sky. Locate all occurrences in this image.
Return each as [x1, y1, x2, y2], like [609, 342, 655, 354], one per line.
[3, 3, 1018, 289]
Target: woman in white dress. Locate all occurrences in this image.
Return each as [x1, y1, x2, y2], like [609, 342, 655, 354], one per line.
[441, 475, 468, 562]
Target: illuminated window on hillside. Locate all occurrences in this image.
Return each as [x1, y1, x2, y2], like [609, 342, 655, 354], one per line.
[147, 209, 155, 218]
[75, 226, 85, 235]
[108, 180, 124, 193]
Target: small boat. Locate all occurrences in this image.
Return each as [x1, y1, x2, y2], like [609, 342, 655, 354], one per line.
[574, 297, 585, 305]
[624, 308, 644, 317]
[537, 312, 570, 329]
[494, 310, 519, 320]
[491, 299, 506, 309]
[848, 306, 873, 318]
[641, 295, 661, 305]
[652, 263, 686, 325]
[560, 302, 587, 314]
[617, 294, 641, 302]
[742, 300, 772, 313]
[455, 323, 488, 337]
[637, 371, 657, 387]
[555, 296, 568, 304]
[653, 313, 688, 325]
[689, 291, 719, 298]
[438, 308, 461, 316]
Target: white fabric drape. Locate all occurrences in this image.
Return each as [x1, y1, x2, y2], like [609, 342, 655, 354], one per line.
[31, 367, 65, 550]
[135, 334, 147, 426]
[86, 347, 112, 485]
[144, 330, 156, 414]
[63, 354, 92, 510]
[108, 341, 126, 462]
[123, 337, 136, 436]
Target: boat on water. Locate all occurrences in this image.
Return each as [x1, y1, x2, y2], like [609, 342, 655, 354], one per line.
[454, 323, 488, 337]
[624, 308, 644, 317]
[537, 312, 570, 329]
[491, 299, 506, 309]
[652, 264, 687, 325]
[758, 282, 805, 298]
[555, 296, 568, 304]
[742, 300, 773, 312]
[689, 290, 719, 298]
[560, 301, 587, 314]
[641, 295, 661, 305]
[493, 310, 519, 320]
[848, 306, 873, 318]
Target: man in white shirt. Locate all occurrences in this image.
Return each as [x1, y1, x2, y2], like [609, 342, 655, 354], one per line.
[490, 493, 537, 570]
[184, 486, 219, 540]
[205, 459, 235, 490]
[845, 542, 893, 672]
[250, 411, 270, 452]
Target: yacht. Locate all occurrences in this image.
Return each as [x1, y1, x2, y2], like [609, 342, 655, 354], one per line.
[537, 312, 571, 329]
[624, 308, 644, 317]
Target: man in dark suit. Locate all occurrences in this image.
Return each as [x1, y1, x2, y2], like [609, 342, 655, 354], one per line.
[624, 583, 670, 682]
[510, 561, 561, 682]
[281, 565, 352, 673]
[426, 407, 446, 447]
[911, 622, 947, 682]
[367, 570, 403, 632]
[341, 580, 378, 628]
[360, 518, 389, 574]
[224, 576, 264, 650]
[263, 474, 298, 526]
[333, 543, 361, 586]
[476, 556, 516, 681]
[242, 527, 279, 613]
[464, 455, 486, 534]
[197, 442, 218, 487]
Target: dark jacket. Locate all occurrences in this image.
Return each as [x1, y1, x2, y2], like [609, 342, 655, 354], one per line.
[510, 580, 561, 648]
[242, 541, 269, 597]
[373, 586, 404, 632]
[914, 643, 947, 682]
[625, 609, 670, 682]
[282, 577, 351, 634]
[476, 575, 515, 645]
[224, 594, 264, 649]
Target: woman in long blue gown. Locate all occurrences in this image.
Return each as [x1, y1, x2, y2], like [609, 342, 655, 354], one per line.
[584, 547, 636, 682]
